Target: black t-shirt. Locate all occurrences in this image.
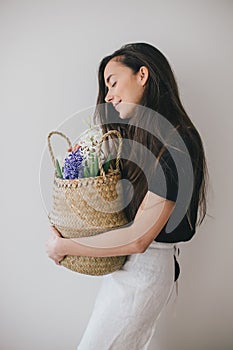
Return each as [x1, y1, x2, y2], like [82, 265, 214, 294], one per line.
[148, 146, 202, 243]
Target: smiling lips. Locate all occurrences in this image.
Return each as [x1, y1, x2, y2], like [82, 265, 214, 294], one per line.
[113, 102, 121, 110]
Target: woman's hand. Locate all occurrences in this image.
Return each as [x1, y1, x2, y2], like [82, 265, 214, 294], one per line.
[46, 226, 65, 265]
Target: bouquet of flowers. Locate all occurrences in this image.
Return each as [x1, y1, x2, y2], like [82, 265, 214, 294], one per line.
[55, 126, 112, 180]
[47, 126, 129, 275]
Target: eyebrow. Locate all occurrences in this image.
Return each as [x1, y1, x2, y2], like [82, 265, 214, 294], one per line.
[105, 74, 115, 86]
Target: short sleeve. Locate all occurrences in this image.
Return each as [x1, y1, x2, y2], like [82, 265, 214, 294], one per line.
[148, 149, 179, 202]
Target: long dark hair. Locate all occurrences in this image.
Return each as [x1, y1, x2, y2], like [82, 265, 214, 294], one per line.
[94, 42, 209, 231]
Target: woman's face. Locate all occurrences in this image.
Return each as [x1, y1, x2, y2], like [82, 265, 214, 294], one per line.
[104, 59, 148, 119]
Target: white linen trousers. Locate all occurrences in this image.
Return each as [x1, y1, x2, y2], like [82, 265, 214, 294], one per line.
[77, 240, 179, 350]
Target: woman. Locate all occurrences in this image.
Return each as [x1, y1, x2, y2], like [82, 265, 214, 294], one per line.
[46, 42, 209, 349]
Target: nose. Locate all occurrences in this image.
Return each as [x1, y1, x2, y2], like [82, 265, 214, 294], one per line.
[105, 90, 113, 103]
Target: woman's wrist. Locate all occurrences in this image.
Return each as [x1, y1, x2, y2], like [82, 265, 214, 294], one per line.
[57, 237, 68, 256]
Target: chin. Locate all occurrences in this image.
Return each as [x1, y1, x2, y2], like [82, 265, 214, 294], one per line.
[118, 105, 133, 119]
[119, 112, 129, 119]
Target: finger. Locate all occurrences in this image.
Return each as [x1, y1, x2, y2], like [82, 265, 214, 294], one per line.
[51, 227, 62, 238]
[50, 225, 58, 233]
[50, 226, 57, 236]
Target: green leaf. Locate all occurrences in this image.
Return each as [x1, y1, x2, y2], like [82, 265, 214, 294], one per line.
[85, 152, 98, 177]
[55, 159, 63, 178]
[93, 155, 99, 177]
[84, 167, 90, 178]
[88, 150, 97, 177]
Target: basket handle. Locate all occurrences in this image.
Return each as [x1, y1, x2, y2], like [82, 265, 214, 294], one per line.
[97, 129, 123, 178]
[47, 131, 72, 168]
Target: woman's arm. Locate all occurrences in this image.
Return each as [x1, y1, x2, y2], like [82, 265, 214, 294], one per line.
[46, 191, 175, 264]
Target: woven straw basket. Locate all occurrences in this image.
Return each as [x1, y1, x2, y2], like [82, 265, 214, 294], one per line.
[47, 129, 129, 275]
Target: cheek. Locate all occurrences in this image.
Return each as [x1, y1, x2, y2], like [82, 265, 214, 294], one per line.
[125, 82, 143, 104]
[116, 78, 133, 99]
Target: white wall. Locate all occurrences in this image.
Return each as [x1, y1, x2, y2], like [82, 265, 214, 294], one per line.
[1, 0, 233, 349]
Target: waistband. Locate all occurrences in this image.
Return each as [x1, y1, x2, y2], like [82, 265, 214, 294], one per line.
[149, 240, 176, 250]
[149, 241, 180, 258]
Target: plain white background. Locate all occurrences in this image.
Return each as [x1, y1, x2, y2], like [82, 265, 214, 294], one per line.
[1, 0, 233, 349]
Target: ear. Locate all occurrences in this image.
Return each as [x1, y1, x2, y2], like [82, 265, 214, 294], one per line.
[138, 66, 149, 87]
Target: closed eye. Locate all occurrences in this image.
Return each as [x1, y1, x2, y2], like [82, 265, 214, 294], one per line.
[112, 82, 116, 87]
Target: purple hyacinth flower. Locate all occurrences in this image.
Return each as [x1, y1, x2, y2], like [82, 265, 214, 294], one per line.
[63, 148, 84, 179]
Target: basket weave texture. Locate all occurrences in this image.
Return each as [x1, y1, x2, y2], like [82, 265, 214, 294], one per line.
[47, 130, 129, 275]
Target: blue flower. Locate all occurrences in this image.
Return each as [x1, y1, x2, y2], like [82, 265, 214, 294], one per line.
[63, 149, 84, 179]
